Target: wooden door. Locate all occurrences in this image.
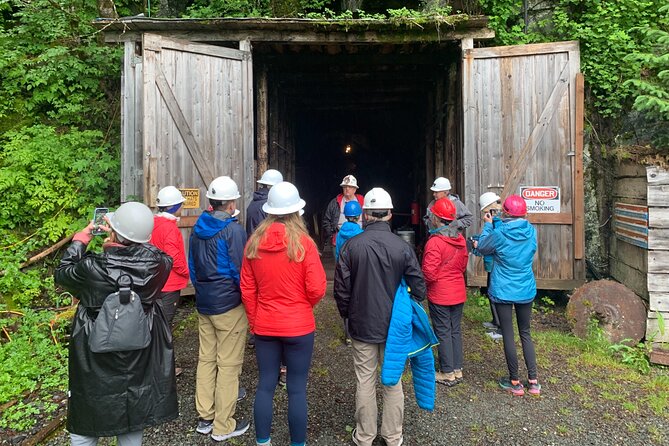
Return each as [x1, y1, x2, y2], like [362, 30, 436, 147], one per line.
[462, 41, 585, 290]
[141, 33, 254, 235]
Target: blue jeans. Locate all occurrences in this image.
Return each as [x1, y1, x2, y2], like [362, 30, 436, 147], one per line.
[254, 332, 314, 445]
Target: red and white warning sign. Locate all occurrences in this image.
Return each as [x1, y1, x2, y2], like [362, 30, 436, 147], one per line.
[520, 186, 560, 213]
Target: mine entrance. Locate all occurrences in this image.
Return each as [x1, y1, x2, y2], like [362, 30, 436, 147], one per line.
[255, 42, 462, 246]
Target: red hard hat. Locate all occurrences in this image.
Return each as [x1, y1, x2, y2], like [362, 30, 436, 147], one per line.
[503, 195, 527, 217]
[432, 198, 457, 221]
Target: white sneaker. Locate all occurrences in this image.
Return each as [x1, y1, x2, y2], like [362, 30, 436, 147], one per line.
[211, 418, 250, 442]
[486, 331, 503, 341]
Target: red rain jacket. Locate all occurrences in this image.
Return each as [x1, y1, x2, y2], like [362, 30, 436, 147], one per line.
[150, 214, 189, 292]
[422, 233, 468, 306]
[241, 222, 327, 337]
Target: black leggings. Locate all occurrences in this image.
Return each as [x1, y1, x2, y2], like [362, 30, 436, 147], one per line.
[496, 302, 537, 381]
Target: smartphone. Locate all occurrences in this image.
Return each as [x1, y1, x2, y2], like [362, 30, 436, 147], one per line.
[91, 207, 108, 236]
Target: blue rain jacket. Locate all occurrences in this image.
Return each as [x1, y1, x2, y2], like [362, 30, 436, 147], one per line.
[335, 221, 363, 262]
[189, 211, 247, 315]
[381, 282, 438, 411]
[477, 218, 537, 304]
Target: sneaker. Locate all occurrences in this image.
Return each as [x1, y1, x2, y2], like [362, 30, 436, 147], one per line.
[278, 366, 287, 388]
[237, 387, 247, 402]
[454, 369, 463, 382]
[196, 419, 213, 435]
[345, 338, 352, 347]
[436, 371, 459, 387]
[211, 418, 250, 442]
[486, 331, 503, 341]
[527, 379, 541, 396]
[482, 321, 498, 330]
[352, 427, 360, 446]
[499, 377, 525, 396]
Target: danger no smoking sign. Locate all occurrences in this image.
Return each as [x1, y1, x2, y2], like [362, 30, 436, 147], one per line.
[519, 186, 560, 213]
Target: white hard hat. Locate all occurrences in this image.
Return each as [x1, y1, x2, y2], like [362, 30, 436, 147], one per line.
[156, 186, 186, 207]
[107, 202, 154, 243]
[262, 181, 306, 216]
[479, 192, 501, 211]
[430, 177, 452, 192]
[257, 169, 283, 186]
[363, 187, 393, 210]
[206, 176, 241, 200]
[340, 175, 359, 189]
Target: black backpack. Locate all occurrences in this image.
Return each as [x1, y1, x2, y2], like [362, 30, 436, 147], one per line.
[88, 274, 153, 353]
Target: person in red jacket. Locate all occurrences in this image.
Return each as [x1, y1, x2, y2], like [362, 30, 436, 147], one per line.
[422, 198, 469, 387]
[150, 186, 189, 327]
[240, 181, 326, 446]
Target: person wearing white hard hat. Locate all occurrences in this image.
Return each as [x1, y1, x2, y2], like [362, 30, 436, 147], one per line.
[471, 192, 504, 340]
[189, 176, 250, 442]
[334, 187, 427, 446]
[55, 202, 177, 446]
[423, 177, 473, 232]
[150, 186, 189, 329]
[322, 174, 364, 255]
[246, 169, 284, 237]
[241, 181, 326, 446]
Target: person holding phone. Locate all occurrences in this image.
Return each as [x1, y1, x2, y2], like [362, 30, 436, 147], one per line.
[55, 202, 177, 446]
[474, 195, 540, 397]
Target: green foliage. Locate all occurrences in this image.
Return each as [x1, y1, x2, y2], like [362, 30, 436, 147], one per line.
[609, 339, 652, 375]
[0, 309, 68, 431]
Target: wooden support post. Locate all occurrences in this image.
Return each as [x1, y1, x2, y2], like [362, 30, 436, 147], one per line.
[256, 68, 269, 180]
[573, 73, 585, 262]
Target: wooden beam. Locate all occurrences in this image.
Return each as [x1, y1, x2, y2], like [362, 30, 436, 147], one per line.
[468, 274, 585, 290]
[256, 68, 269, 180]
[470, 41, 579, 59]
[573, 72, 585, 260]
[143, 33, 246, 60]
[527, 213, 573, 225]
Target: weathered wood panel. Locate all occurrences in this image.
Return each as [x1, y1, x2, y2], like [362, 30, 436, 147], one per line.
[610, 236, 648, 299]
[650, 293, 669, 312]
[648, 273, 669, 292]
[647, 165, 669, 185]
[648, 185, 669, 207]
[462, 41, 582, 289]
[121, 41, 144, 202]
[649, 250, 669, 273]
[649, 207, 669, 228]
[649, 228, 669, 250]
[646, 311, 669, 343]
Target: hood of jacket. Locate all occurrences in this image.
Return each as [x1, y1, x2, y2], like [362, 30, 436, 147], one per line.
[499, 218, 534, 241]
[194, 211, 235, 239]
[339, 221, 362, 238]
[252, 189, 269, 202]
[257, 222, 289, 253]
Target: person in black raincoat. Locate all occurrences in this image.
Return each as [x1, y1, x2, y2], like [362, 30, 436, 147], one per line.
[55, 202, 178, 446]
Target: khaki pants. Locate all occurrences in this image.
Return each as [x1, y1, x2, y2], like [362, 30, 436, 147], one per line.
[351, 339, 404, 446]
[196, 304, 248, 436]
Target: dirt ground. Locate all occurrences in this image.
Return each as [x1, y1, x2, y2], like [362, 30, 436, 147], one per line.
[39, 271, 669, 446]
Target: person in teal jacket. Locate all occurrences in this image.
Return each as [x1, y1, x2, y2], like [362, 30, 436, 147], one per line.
[471, 192, 503, 340]
[335, 200, 363, 346]
[475, 195, 540, 397]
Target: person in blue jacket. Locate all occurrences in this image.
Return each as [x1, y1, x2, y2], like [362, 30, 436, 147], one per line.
[189, 176, 250, 442]
[471, 192, 503, 340]
[335, 200, 364, 346]
[475, 194, 541, 397]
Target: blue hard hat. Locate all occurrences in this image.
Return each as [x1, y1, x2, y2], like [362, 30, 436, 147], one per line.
[344, 200, 362, 217]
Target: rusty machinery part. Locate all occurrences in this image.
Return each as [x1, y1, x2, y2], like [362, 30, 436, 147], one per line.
[566, 279, 648, 345]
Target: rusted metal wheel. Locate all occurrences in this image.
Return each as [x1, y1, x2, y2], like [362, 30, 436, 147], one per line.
[566, 279, 647, 344]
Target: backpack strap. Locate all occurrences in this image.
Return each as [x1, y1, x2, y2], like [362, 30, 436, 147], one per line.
[116, 274, 134, 305]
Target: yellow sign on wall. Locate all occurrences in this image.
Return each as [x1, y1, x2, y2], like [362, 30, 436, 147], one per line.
[180, 188, 200, 209]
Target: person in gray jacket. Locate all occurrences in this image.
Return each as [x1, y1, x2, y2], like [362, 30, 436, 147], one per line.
[423, 177, 473, 232]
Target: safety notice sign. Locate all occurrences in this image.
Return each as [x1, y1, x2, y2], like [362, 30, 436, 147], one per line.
[180, 188, 201, 209]
[520, 186, 560, 213]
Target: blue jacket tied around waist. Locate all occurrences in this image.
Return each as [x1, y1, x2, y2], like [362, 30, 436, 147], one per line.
[189, 211, 247, 315]
[381, 282, 439, 411]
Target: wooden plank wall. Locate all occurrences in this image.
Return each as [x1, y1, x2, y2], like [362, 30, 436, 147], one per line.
[609, 161, 649, 299]
[462, 41, 582, 289]
[646, 165, 669, 344]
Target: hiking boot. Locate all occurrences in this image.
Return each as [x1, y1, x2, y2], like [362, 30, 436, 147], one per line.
[482, 321, 498, 330]
[211, 418, 250, 442]
[196, 419, 213, 435]
[499, 377, 525, 396]
[278, 366, 287, 388]
[527, 379, 542, 396]
[486, 331, 503, 341]
[237, 387, 247, 402]
[454, 369, 463, 383]
[436, 371, 458, 387]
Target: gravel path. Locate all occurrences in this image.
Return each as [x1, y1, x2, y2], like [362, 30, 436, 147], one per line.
[42, 282, 668, 446]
